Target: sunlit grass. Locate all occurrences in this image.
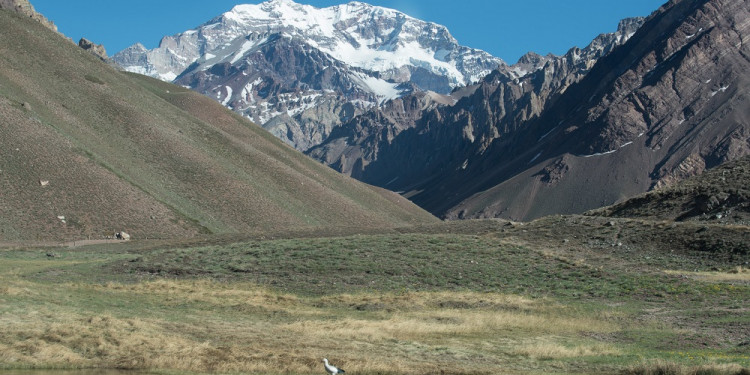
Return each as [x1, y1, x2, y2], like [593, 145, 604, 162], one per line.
[1, 231, 748, 374]
[0, 277, 623, 374]
[664, 267, 750, 283]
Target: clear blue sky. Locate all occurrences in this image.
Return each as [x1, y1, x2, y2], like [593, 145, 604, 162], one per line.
[32, 0, 665, 63]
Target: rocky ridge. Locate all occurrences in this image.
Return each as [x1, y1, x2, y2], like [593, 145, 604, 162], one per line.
[311, 0, 749, 222]
[78, 37, 108, 60]
[308, 17, 645, 185]
[431, 0, 750, 221]
[0, 0, 56, 31]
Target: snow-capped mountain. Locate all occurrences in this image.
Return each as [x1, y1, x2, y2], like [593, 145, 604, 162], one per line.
[115, 0, 502, 89]
[112, 0, 504, 149]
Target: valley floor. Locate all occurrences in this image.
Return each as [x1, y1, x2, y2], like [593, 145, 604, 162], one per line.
[0, 218, 748, 374]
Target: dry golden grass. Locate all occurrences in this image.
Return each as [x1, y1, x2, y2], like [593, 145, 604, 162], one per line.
[0, 278, 623, 374]
[664, 268, 750, 283]
[512, 340, 620, 360]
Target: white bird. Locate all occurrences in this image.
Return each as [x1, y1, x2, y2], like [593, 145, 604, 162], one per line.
[323, 358, 345, 374]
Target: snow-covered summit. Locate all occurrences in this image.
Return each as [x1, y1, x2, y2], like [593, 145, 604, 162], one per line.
[112, 0, 504, 91]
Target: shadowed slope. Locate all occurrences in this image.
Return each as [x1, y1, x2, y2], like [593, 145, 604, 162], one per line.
[0, 9, 436, 241]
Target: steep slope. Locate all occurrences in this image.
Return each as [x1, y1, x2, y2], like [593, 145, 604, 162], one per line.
[441, 0, 750, 221]
[112, 0, 503, 150]
[308, 17, 644, 195]
[0, 8, 437, 241]
[587, 155, 750, 224]
[307, 89, 461, 180]
[322, 0, 748, 222]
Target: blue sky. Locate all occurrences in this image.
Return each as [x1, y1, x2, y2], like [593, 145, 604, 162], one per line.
[32, 0, 665, 63]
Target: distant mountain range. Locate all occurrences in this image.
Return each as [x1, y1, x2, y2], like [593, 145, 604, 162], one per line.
[308, 17, 645, 183]
[113, 0, 503, 150]
[313, 0, 749, 221]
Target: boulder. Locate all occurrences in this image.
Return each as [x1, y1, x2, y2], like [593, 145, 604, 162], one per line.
[115, 231, 131, 241]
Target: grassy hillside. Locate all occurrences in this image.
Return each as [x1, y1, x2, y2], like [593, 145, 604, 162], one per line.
[0, 219, 747, 374]
[0, 9, 436, 241]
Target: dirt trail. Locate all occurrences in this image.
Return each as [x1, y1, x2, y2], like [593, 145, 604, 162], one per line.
[0, 239, 126, 249]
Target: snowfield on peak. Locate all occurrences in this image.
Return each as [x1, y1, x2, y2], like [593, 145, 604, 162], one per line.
[111, 0, 505, 151]
[113, 0, 504, 92]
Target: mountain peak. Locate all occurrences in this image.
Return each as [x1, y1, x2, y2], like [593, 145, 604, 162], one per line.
[112, 1, 503, 150]
[115, 1, 502, 89]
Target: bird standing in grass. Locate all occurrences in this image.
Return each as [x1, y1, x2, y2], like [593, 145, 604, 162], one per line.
[323, 358, 345, 374]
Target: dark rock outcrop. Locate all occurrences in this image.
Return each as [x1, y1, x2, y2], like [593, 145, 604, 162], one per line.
[78, 38, 108, 60]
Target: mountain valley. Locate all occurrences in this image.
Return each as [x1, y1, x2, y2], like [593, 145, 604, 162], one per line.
[1, 1, 749, 374]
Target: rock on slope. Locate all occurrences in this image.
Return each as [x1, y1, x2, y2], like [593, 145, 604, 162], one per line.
[112, 0, 503, 150]
[0, 7, 436, 241]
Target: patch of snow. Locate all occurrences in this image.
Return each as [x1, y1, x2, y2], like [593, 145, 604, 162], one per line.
[231, 37, 268, 64]
[620, 141, 633, 148]
[351, 72, 401, 103]
[581, 149, 617, 158]
[222, 86, 233, 106]
[511, 67, 529, 78]
[539, 127, 557, 141]
[159, 72, 177, 82]
[528, 152, 542, 164]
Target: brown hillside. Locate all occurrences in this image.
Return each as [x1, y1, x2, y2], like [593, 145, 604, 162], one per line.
[0, 8, 436, 241]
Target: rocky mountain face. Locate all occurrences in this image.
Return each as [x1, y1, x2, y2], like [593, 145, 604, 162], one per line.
[112, 0, 503, 150]
[308, 17, 645, 190]
[313, 0, 749, 222]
